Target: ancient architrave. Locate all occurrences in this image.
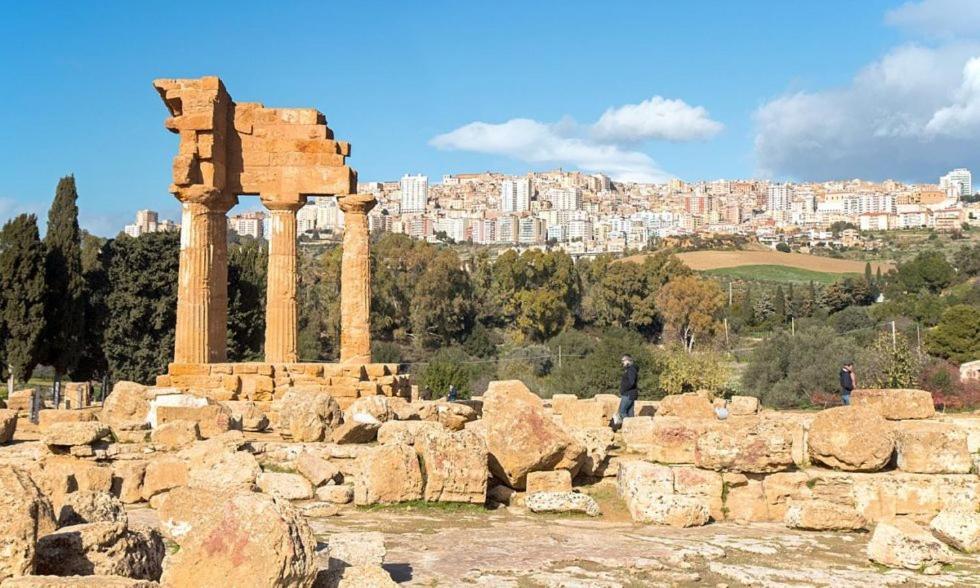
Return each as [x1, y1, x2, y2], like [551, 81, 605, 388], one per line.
[153, 76, 363, 364]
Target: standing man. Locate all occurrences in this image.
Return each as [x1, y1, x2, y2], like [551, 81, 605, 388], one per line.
[839, 361, 856, 405]
[616, 354, 639, 427]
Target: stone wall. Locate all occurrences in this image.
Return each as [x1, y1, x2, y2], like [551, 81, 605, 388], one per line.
[157, 362, 410, 410]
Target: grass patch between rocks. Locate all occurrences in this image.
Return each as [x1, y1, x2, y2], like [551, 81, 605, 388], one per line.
[357, 500, 489, 514]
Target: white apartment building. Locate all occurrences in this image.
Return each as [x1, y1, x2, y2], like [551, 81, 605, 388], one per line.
[400, 174, 428, 213]
[767, 183, 791, 212]
[296, 203, 318, 233]
[314, 197, 344, 231]
[940, 168, 972, 198]
[546, 187, 582, 211]
[124, 209, 177, 237]
[500, 177, 532, 213]
[229, 212, 265, 240]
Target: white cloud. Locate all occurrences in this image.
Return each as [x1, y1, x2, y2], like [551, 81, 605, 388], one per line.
[754, 42, 980, 181]
[593, 96, 723, 142]
[430, 96, 722, 182]
[885, 0, 980, 39]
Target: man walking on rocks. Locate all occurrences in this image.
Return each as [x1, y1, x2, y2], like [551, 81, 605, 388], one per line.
[839, 360, 856, 405]
[615, 354, 639, 427]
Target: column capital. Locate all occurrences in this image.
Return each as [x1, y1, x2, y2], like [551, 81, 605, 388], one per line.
[174, 186, 237, 213]
[260, 195, 306, 212]
[338, 193, 377, 215]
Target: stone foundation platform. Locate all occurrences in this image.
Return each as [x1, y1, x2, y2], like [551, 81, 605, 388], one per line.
[156, 362, 411, 410]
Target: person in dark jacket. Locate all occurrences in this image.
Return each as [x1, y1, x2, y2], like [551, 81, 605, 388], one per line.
[616, 354, 639, 426]
[839, 361, 856, 405]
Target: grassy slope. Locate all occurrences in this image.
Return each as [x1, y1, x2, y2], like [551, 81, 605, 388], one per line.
[703, 265, 859, 284]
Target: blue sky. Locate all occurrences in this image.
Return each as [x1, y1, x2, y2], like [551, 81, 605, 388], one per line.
[2, 0, 978, 235]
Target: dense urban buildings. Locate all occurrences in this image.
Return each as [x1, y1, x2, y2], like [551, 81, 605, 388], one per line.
[123, 167, 979, 253]
[123, 209, 178, 237]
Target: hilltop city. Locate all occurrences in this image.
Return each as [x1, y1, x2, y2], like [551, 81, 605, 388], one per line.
[124, 167, 980, 255]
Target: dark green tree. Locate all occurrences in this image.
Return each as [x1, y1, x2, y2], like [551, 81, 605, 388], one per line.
[103, 232, 179, 384]
[893, 250, 955, 294]
[410, 250, 475, 349]
[227, 237, 267, 361]
[0, 214, 48, 386]
[773, 285, 787, 324]
[72, 232, 110, 382]
[925, 304, 980, 364]
[42, 176, 86, 385]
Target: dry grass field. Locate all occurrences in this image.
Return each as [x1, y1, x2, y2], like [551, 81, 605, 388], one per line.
[625, 250, 894, 274]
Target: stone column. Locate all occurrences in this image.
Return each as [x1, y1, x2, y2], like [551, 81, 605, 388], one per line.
[264, 201, 303, 363]
[338, 194, 377, 364]
[174, 197, 232, 364]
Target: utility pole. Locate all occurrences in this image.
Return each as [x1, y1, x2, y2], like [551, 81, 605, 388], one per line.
[724, 318, 730, 348]
[728, 282, 733, 306]
[558, 346, 562, 369]
[791, 316, 795, 336]
[916, 323, 921, 355]
[891, 320, 897, 352]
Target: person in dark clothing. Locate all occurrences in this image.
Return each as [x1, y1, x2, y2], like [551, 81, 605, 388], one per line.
[616, 354, 639, 426]
[839, 361, 856, 405]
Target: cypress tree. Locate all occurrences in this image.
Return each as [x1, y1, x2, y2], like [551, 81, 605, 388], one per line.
[773, 285, 787, 324]
[72, 232, 110, 382]
[864, 262, 872, 286]
[43, 176, 86, 385]
[0, 214, 48, 388]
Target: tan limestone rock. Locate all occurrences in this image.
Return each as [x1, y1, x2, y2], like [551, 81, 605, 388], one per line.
[141, 458, 188, 501]
[158, 490, 317, 587]
[616, 460, 708, 525]
[35, 522, 164, 581]
[275, 388, 343, 442]
[570, 427, 614, 477]
[257, 472, 314, 500]
[149, 420, 199, 450]
[895, 421, 972, 474]
[57, 491, 128, 527]
[620, 416, 655, 454]
[110, 461, 146, 504]
[852, 388, 935, 420]
[526, 470, 572, 495]
[0, 466, 57, 582]
[296, 451, 340, 487]
[184, 446, 259, 492]
[808, 406, 894, 471]
[345, 395, 396, 423]
[526, 491, 601, 516]
[867, 518, 953, 572]
[222, 400, 269, 431]
[325, 530, 386, 568]
[156, 404, 235, 439]
[482, 380, 584, 489]
[414, 429, 488, 503]
[695, 416, 795, 473]
[151, 486, 220, 541]
[316, 485, 354, 505]
[0, 409, 17, 444]
[550, 394, 577, 415]
[648, 416, 708, 464]
[318, 565, 397, 588]
[762, 472, 811, 521]
[377, 420, 445, 445]
[0, 577, 160, 587]
[727, 395, 759, 416]
[560, 399, 611, 429]
[723, 475, 770, 523]
[43, 422, 109, 447]
[784, 500, 867, 531]
[329, 418, 380, 444]
[37, 409, 96, 433]
[930, 510, 980, 553]
[101, 382, 153, 431]
[656, 393, 715, 419]
[672, 466, 724, 521]
[417, 401, 477, 431]
[354, 444, 423, 505]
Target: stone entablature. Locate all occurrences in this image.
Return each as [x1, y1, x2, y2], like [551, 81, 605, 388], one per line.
[158, 362, 409, 410]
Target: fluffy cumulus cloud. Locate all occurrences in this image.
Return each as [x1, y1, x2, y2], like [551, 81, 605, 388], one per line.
[755, 0, 980, 181]
[885, 0, 980, 39]
[430, 97, 722, 183]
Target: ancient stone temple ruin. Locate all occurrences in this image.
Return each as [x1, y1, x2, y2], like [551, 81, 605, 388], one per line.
[152, 77, 401, 408]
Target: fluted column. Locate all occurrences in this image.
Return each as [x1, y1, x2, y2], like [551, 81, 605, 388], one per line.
[264, 201, 303, 363]
[174, 197, 232, 364]
[338, 194, 377, 364]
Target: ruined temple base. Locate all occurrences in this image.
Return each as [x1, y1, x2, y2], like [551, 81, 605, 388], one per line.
[157, 362, 411, 410]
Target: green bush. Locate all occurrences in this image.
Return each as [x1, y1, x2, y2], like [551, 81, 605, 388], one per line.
[416, 346, 473, 399]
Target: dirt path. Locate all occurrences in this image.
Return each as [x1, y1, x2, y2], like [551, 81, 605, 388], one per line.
[623, 250, 894, 273]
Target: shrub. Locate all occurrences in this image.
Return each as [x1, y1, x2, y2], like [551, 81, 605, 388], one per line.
[416, 346, 473, 399]
[657, 346, 731, 396]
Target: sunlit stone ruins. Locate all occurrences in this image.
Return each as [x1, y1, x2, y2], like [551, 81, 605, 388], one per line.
[0, 77, 977, 587]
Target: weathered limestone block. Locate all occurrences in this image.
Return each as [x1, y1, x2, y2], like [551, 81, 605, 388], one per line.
[482, 381, 584, 489]
[317, 485, 354, 505]
[0, 409, 17, 444]
[526, 491, 601, 516]
[345, 395, 396, 423]
[656, 393, 715, 419]
[146, 392, 208, 429]
[184, 445, 259, 493]
[0, 466, 57, 582]
[762, 472, 811, 521]
[318, 565, 397, 588]
[58, 491, 128, 526]
[851, 388, 935, 420]
[727, 395, 759, 416]
[695, 416, 795, 473]
[570, 427, 614, 477]
[222, 400, 269, 432]
[354, 444, 423, 505]
[150, 420, 199, 450]
[37, 409, 96, 433]
[615, 460, 708, 525]
[240, 374, 275, 402]
[415, 429, 488, 503]
[648, 416, 708, 464]
[784, 500, 867, 531]
[100, 382, 152, 431]
[808, 406, 894, 471]
[723, 475, 770, 523]
[930, 510, 980, 553]
[377, 420, 445, 445]
[141, 458, 188, 501]
[672, 466, 724, 521]
[43, 422, 110, 447]
[157, 404, 236, 439]
[110, 461, 146, 504]
[417, 401, 477, 431]
[550, 394, 577, 415]
[560, 399, 611, 429]
[257, 472, 314, 500]
[296, 451, 339, 487]
[526, 470, 572, 495]
[329, 418, 380, 444]
[895, 421, 972, 474]
[150, 486, 216, 541]
[867, 519, 953, 572]
[323, 531, 386, 584]
[35, 522, 164, 581]
[158, 489, 317, 588]
[621, 416, 655, 454]
[275, 388, 343, 442]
